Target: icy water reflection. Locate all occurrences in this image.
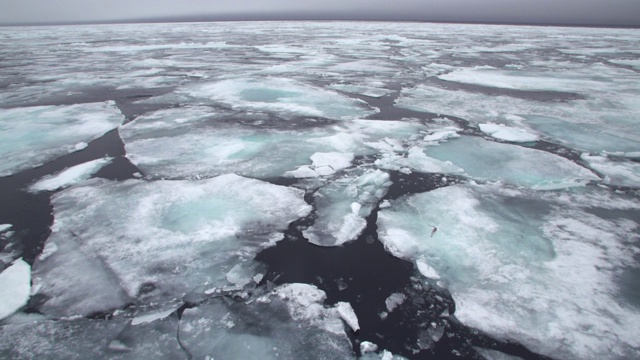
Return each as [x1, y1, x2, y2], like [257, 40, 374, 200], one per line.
[0, 21, 639, 360]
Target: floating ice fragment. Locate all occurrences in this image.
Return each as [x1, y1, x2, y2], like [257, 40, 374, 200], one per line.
[479, 123, 539, 142]
[0, 102, 123, 176]
[336, 302, 360, 332]
[74, 142, 88, 151]
[29, 157, 113, 192]
[304, 169, 391, 246]
[311, 152, 354, 172]
[385, 293, 406, 313]
[0, 259, 31, 320]
[375, 147, 463, 174]
[581, 153, 640, 187]
[416, 259, 441, 280]
[0, 224, 12, 233]
[360, 341, 379, 354]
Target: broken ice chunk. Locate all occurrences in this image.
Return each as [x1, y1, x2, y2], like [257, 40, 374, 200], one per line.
[375, 147, 463, 174]
[131, 304, 181, 326]
[416, 259, 441, 280]
[336, 302, 360, 332]
[0, 259, 31, 320]
[0, 102, 123, 176]
[385, 293, 406, 313]
[0, 224, 12, 233]
[29, 157, 113, 192]
[311, 152, 354, 172]
[303, 169, 391, 246]
[479, 123, 539, 143]
[360, 341, 379, 354]
[581, 153, 640, 187]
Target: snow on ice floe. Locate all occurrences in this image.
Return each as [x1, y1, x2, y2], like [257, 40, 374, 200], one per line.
[424, 136, 599, 189]
[377, 184, 640, 360]
[32, 174, 311, 317]
[0, 259, 31, 320]
[395, 83, 640, 153]
[144, 77, 377, 120]
[0, 102, 123, 177]
[581, 153, 640, 188]
[179, 283, 353, 359]
[28, 157, 113, 192]
[303, 169, 391, 247]
[375, 147, 463, 175]
[478, 123, 538, 143]
[121, 107, 426, 179]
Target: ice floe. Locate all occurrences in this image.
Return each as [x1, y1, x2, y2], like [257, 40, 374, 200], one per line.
[0, 102, 123, 176]
[29, 157, 113, 192]
[32, 174, 311, 317]
[0, 259, 31, 320]
[581, 153, 640, 188]
[179, 283, 353, 359]
[145, 77, 377, 120]
[424, 136, 599, 188]
[303, 169, 391, 247]
[478, 123, 539, 142]
[378, 184, 640, 359]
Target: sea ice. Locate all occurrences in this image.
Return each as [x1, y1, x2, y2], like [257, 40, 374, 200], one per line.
[336, 302, 360, 332]
[303, 169, 392, 246]
[28, 157, 113, 192]
[0, 224, 11, 233]
[179, 283, 353, 359]
[377, 184, 640, 360]
[375, 147, 463, 175]
[32, 174, 311, 316]
[0, 259, 31, 320]
[424, 136, 599, 188]
[384, 293, 406, 313]
[478, 123, 539, 142]
[581, 153, 640, 187]
[146, 77, 377, 120]
[0, 102, 123, 176]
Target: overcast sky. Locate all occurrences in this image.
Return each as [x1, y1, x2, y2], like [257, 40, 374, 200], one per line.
[1, 0, 638, 26]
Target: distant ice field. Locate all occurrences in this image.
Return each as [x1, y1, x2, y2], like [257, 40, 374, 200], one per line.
[0, 21, 639, 360]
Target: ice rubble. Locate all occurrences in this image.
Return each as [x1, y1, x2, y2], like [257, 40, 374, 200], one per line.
[144, 77, 377, 120]
[0, 259, 31, 320]
[0, 102, 123, 176]
[478, 123, 539, 143]
[29, 157, 113, 192]
[374, 147, 463, 175]
[424, 136, 599, 188]
[32, 174, 311, 317]
[377, 184, 640, 360]
[121, 107, 427, 179]
[178, 283, 354, 359]
[581, 153, 640, 187]
[303, 169, 392, 247]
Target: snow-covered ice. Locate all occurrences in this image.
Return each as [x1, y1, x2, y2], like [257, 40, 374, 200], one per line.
[424, 136, 599, 188]
[378, 184, 640, 359]
[29, 157, 113, 192]
[478, 123, 539, 143]
[0, 259, 31, 320]
[336, 302, 360, 332]
[0, 102, 123, 176]
[581, 153, 640, 187]
[32, 174, 311, 316]
[303, 169, 391, 246]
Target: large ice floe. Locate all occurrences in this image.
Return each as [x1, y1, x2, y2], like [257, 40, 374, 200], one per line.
[121, 106, 427, 179]
[31, 174, 311, 317]
[0, 283, 355, 359]
[423, 136, 599, 189]
[141, 77, 377, 120]
[378, 184, 640, 360]
[0, 102, 123, 176]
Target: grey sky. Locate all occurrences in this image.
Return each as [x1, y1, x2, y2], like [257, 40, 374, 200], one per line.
[0, 0, 638, 26]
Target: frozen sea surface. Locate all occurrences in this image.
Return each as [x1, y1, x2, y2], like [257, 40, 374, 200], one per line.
[0, 21, 639, 360]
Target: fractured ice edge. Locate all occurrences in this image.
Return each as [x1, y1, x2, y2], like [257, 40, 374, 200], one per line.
[0, 21, 639, 360]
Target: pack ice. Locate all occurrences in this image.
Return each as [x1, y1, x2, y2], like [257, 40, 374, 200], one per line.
[0, 102, 123, 176]
[424, 136, 599, 189]
[32, 174, 311, 317]
[121, 107, 427, 180]
[377, 184, 640, 360]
